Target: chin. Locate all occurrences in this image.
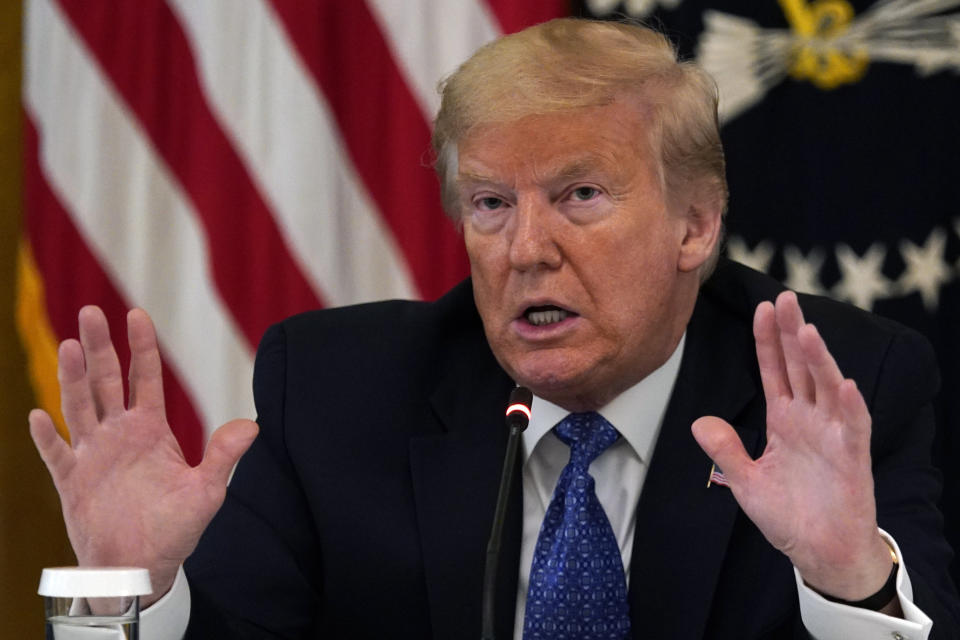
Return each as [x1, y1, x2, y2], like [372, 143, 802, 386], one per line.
[505, 354, 600, 410]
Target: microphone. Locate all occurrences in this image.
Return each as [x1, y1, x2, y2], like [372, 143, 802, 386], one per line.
[481, 386, 533, 640]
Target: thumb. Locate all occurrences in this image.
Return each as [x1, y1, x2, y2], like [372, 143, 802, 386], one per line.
[199, 419, 259, 487]
[29, 408, 76, 487]
[691, 416, 752, 487]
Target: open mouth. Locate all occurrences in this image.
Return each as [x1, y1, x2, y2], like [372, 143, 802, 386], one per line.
[523, 305, 577, 327]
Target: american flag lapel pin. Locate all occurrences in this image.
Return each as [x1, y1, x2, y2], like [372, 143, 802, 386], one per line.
[706, 463, 729, 488]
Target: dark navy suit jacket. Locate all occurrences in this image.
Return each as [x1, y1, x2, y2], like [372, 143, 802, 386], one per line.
[185, 259, 960, 638]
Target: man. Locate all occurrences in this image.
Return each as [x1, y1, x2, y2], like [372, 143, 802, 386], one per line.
[30, 18, 959, 639]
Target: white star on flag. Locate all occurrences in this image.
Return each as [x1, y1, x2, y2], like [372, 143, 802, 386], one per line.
[726, 235, 775, 274]
[832, 243, 892, 311]
[586, 0, 683, 19]
[783, 245, 827, 296]
[898, 227, 952, 312]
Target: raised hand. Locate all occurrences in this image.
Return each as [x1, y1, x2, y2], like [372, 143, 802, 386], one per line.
[692, 291, 896, 608]
[29, 306, 258, 606]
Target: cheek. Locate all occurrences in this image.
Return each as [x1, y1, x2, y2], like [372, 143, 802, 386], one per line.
[463, 227, 487, 273]
[465, 231, 508, 318]
[465, 237, 491, 287]
[588, 227, 679, 319]
[617, 213, 684, 269]
[465, 222, 511, 273]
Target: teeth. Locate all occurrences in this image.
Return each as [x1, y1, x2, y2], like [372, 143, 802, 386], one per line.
[527, 309, 569, 326]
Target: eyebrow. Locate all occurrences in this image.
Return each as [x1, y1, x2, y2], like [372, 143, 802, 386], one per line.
[456, 171, 503, 186]
[457, 155, 611, 189]
[551, 158, 601, 182]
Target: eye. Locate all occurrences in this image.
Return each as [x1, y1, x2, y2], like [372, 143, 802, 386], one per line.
[569, 186, 600, 202]
[476, 196, 506, 211]
[560, 183, 612, 225]
[465, 192, 512, 233]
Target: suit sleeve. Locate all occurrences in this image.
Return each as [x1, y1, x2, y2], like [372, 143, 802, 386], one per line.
[870, 327, 960, 639]
[184, 323, 322, 639]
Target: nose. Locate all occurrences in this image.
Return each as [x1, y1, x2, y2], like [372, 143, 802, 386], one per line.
[508, 197, 562, 272]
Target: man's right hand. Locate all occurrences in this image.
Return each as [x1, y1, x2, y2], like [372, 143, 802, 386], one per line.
[29, 306, 258, 607]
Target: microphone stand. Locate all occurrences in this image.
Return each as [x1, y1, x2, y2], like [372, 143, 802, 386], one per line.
[481, 387, 531, 640]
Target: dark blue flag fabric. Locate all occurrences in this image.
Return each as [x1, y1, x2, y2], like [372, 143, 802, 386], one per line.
[577, 0, 960, 587]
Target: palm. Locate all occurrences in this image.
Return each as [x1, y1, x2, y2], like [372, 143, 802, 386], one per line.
[734, 387, 875, 567]
[30, 307, 257, 605]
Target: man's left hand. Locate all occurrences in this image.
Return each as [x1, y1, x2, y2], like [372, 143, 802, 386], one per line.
[692, 291, 898, 612]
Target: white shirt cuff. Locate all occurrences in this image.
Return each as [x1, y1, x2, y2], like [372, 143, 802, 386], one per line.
[139, 566, 190, 640]
[796, 529, 933, 640]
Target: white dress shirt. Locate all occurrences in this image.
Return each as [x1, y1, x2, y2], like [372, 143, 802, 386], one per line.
[146, 333, 933, 640]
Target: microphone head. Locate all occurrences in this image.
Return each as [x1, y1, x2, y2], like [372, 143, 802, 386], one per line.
[505, 386, 533, 431]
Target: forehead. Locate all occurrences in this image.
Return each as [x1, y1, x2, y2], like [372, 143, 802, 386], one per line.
[456, 100, 657, 185]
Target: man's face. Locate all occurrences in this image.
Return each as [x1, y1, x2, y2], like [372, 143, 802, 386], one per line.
[458, 99, 718, 410]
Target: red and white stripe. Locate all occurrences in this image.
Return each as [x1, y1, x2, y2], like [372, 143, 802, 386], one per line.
[708, 465, 730, 488]
[22, 0, 565, 461]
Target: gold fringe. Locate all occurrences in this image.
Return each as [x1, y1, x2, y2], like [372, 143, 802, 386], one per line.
[14, 239, 69, 442]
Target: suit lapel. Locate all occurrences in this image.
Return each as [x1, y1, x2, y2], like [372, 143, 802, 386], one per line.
[628, 293, 765, 638]
[409, 328, 519, 639]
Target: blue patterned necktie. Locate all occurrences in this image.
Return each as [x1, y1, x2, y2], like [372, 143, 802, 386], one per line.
[523, 412, 631, 639]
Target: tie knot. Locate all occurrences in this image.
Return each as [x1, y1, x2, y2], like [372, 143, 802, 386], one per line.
[554, 411, 619, 467]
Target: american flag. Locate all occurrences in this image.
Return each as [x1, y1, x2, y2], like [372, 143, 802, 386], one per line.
[18, 0, 566, 463]
[707, 464, 729, 488]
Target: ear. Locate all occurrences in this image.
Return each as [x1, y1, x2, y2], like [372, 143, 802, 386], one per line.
[677, 187, 723, 273]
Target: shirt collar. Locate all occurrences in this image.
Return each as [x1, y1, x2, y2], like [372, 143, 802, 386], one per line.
[521, 332, 686, 464]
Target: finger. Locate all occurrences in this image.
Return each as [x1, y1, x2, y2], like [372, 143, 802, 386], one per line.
[797, 323, 845, 415]
[58, 339, 99, 439]
[691, 416, 753, 488]
[29, 408, 76, 486]
[77, 306, 125, 419]
[774, 291, 814, 402]
[838, 378, 872, 444]
[127, 309, 166, 416]
[753, 301, 790, 401]
[198, 419, 259, 489]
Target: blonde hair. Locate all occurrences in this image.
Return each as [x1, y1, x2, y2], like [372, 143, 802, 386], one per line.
[432, 18, 728, 273]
